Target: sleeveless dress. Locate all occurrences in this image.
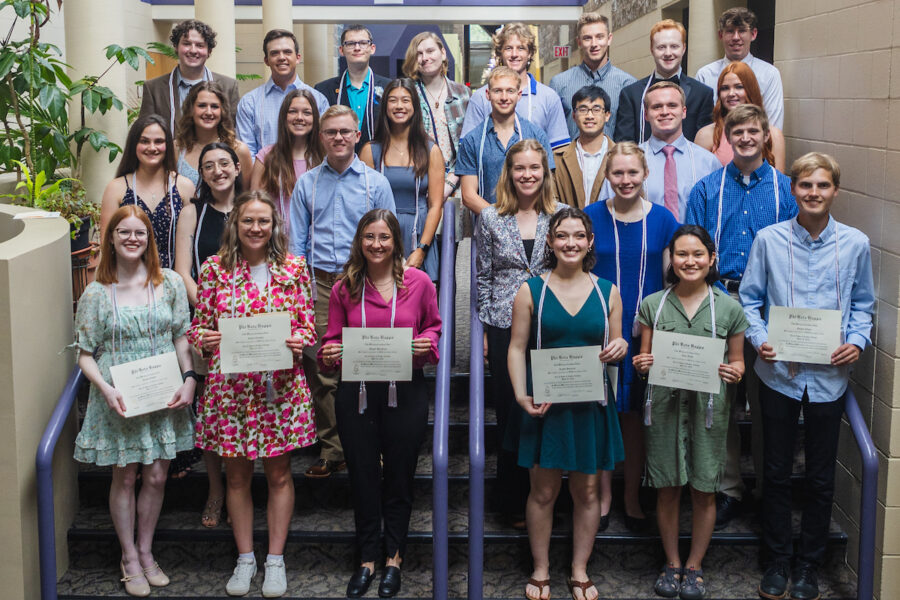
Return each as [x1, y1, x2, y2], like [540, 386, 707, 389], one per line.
[511, 275, 625, 474]
[177, 150, 201, 187]
[371, 142, 438, 280]
[72, 270, 195, 466]
[191, 199, 228, 280]
[121, 175, 183, 269]
[713, 130, 733, 166]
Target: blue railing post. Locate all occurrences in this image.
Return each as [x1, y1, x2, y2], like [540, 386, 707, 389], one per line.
[36, 366, 84, 600]
[468, 225, 485, 600]
[843, 387, 878, 600]
[432, 200, 456, 600]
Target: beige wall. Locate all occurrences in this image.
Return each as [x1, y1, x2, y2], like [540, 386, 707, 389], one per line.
[774, 1, 899, 598]
[0, 206, 78, 600]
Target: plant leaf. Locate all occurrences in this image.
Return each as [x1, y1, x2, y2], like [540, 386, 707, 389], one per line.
[12, 0, 31, 18]
[0, 50, 16, 79]
[39, 85, 65, 115]
[82, 89, 100, 112]
[146, 42, 178, 61]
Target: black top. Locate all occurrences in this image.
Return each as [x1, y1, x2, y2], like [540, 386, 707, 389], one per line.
[522, 238, 535, 263]
[193, 199, 228, 279]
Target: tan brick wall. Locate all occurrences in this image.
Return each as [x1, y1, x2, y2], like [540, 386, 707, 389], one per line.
[775, 1, 900, 598]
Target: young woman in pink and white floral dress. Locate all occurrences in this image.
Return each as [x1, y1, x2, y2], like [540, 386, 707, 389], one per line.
[188, 190, 316, 598]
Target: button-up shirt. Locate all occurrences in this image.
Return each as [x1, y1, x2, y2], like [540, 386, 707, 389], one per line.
[456, 115, 554, 205]
[343, 71, 369, 130]
[739, 217, 875, 402]
[685, 161, 796, 281]
[289, 156, 396, 273]
[695, 53, 784, 129]
[461, 73, 570, 149]
[549, 61, 636, 140]
[237, 75, 330, 156]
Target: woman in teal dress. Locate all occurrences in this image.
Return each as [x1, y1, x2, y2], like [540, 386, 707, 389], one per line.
[507, 206, 627, 600]
[73, 205, 197, 596]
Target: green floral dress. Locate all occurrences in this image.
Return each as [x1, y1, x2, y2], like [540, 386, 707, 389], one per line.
[73, 269, 195, 466]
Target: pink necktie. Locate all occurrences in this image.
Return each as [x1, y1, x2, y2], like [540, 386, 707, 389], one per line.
[662, 144, 679, 219]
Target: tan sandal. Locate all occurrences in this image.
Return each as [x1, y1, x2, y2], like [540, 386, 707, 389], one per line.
[201, 496, 224, 528]
[120, 561, 150, 597]
[142, 561, 169, 587]
[566, 577, 597, 600]
[526, 577, 550, 600]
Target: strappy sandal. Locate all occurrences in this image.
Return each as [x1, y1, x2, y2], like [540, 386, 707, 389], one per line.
[526, 577, 550, 600]
[566, 577, 597, 600]
[200, 495, 225, 528]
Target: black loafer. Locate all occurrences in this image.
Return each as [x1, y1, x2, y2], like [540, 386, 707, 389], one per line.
[714, 493, 742, 530]
[623, 513, 648, 533]
[789, 563, 820, 600]
[378, 566, 401, 598]
[346, 566, 374, 598]
[758, 562, 789, 599]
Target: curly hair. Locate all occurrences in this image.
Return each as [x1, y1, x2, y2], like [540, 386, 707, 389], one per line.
[174, 81, 237, 152]
[542, 206, 596, 273]
[492, 23, 535, 68]
[169, 19, 217, 52]
[340, 209, 406, 301]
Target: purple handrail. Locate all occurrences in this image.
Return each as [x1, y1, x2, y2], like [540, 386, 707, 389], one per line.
[468, 224, 485, 600]
[36, 366, 84, 600]
[432, 200, 456, 600]
[843, 386, 877, 600]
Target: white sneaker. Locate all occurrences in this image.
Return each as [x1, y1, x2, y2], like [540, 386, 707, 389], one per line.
[225, 556, 257, 596]
[262, 560, 287, 598]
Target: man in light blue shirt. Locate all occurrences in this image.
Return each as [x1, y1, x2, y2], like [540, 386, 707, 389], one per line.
[740, 153, 874, 600]
[290, 105, 395, 478]
[457, 66, 554, 214]
[599, 82, 720, 220]
[236, 29, 329, 156]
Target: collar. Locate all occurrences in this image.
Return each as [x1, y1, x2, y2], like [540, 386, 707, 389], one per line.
[647, 134, 688, 154]
[726, 160, 769, 183]
[719, 52, 755, 66]
[486, 115, 520, 135]
[521, 72, 538, 96]
[651, 68, 682, 83]
[791, 216, 836, 245]
[175, 66, 206, 87]
[265, 75, 302, 95]
[343, 69, 371, 91]
[576, 137, 608, 158]
[323, 154, 366, 176]
[581, 60, 611, 80]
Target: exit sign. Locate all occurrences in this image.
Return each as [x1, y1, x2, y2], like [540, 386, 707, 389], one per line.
[553, 46, 570, 58]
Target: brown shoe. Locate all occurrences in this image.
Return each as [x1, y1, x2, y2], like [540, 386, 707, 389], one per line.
[305, 458, 346, 478]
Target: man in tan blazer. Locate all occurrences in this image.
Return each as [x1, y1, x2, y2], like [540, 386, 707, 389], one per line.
[553, 85, 614, 208]
[139, 19, 240, 137]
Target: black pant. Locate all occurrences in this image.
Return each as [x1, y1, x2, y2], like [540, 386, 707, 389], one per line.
[335, 371, 428, 563]
[759, 381, 845, 567]
[485, 324, 530, 517]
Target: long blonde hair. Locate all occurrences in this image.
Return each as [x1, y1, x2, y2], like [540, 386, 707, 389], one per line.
[218, 190, 288, 271]
[494, 140, 556, 216]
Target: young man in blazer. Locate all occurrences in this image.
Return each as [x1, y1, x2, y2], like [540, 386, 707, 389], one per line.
[553, 85, 614, 209]
[139, 19, 240, 137]
[614, 19, 714, 144]
[314, 25, 391, 152]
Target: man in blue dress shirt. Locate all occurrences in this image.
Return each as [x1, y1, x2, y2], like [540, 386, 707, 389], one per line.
[290, 105, 395, 478]
[456, 66, 554, 215]
[237, 29, 330, 156]
[740, 153, 874, 600]
[686, 103, 796, 529]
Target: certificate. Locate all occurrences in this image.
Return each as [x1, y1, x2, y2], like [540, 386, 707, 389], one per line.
[109, 351, 183, 418]
[342, 327, 413, 382]
[219, 312, 293, 374]
[648, 330, 726, 394]
[768, 306, 842, 365]
[530, 345, 606, 405]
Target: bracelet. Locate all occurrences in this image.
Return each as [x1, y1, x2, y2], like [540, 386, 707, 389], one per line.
[182, 370, 201, 382]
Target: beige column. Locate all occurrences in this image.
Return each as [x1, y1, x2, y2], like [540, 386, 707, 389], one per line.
[64, 0, 129, 204]
[303, 24, 333, 85]
[261, 0, 293, 79]
[687, 0, 720, 75]
[195, 0, 236, 77]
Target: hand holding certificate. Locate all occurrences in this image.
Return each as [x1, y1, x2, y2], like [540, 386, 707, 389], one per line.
[342, 327, 413, 382]
[767, 306, 842, 365]
[647, 330, 727, 394]
[109, 352, 185, 418]
[530, 345, 606, 405]
[219, 312, 294, 374]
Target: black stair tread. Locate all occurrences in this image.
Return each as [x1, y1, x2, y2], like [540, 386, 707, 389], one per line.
[57, 540, 856, 599]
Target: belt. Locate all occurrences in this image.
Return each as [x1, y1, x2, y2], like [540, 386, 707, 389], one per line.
[720, 278, 741, 293]
[313, 268, 342, 285]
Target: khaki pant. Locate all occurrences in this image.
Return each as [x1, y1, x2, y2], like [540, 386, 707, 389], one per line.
[302, 271, 343, 462]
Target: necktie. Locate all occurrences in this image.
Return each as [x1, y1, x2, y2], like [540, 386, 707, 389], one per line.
[662, 145, 679, 219]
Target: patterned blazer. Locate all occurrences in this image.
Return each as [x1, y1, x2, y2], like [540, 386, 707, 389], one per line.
[476, 202, 565, 328]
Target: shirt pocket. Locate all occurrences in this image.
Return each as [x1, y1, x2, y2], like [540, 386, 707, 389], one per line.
[702, 322, 730, 339]
[654, 319, 680, 333]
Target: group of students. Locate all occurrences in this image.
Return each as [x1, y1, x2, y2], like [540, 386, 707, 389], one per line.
[67, 8, 874, 600]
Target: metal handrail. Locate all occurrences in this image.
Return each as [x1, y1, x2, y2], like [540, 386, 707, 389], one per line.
[843, 386, 878, 600]
[36, 366, 84, 600]
[432, 200, 456, 600]
[468, 224, 485, 600]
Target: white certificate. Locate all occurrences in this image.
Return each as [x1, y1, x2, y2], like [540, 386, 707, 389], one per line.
[648, 330, 726, 394]
[342, 327, 413, 382]
[530, 345, 606, 405]
[218, 312, 293, 374]
[768, 306, 842, 365]
[109, 351, 183, 418]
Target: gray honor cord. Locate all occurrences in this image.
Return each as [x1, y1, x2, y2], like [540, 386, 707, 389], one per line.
[644, 285, 718, 428]
[358, 280, 398, 413]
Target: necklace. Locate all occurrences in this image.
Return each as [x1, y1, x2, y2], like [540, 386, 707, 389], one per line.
[423, 78, 447, 109]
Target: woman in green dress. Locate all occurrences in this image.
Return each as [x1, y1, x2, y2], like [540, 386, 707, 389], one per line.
[73, 205, 197, 596]
[507, 206, 627, 600]
[633, 224, 748, 600]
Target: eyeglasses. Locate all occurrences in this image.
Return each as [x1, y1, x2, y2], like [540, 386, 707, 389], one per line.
[575, 105, 608, 115]
[115, 228, 148, 240]
[200, 158, 234, 173]
[342, 40, 372, 49]
[322, 128, 357, 139]
[363, 233, 392, 244]
[239, 217, 273, 228]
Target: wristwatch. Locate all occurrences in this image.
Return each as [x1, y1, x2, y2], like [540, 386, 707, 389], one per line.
[416, 242, 431, 253]
[182, 370, 202, 382]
